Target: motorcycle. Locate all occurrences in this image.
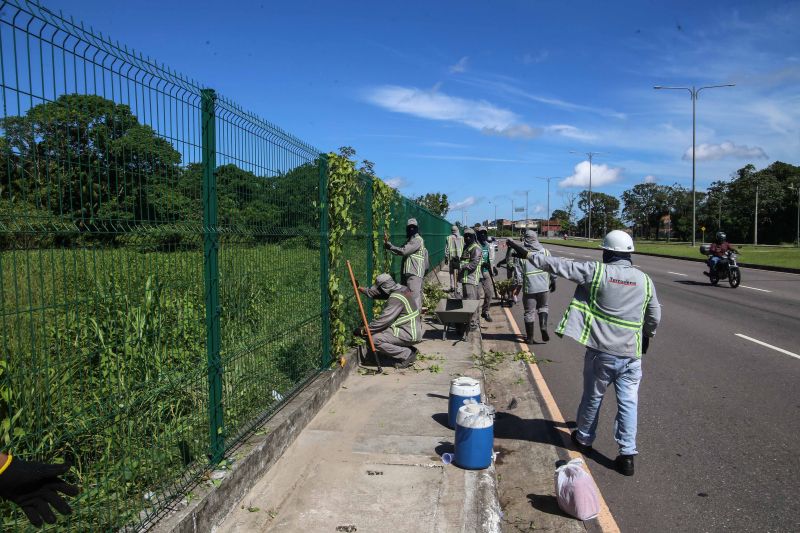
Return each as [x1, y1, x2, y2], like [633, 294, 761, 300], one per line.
[705, 250, 741, 288]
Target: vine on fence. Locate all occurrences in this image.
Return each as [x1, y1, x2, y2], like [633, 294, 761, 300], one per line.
[325, 153, 364, 360]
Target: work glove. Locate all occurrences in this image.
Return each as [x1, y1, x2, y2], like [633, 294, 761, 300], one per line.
[642, 336, 650, 354]
[357, 286, 367, 295]
[383, 241, 392, 250]
[493, 267, 499, 276]
[506, 239, 527, 258]
[549, 277, 557, 293]
[352, 327, 366, 338]
[0, 456, 79, 527]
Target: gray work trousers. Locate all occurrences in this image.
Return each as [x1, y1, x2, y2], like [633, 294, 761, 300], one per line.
[462, 283, 480, 329]
[403, 274, 423, 310]
[372, 330, 414, 362]
[448, 260, 461, 296]
[523, 291, 549, 323]
[480, 273, 493, 314]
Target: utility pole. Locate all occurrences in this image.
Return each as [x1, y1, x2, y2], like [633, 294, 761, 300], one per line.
[654, 83, 735, 247]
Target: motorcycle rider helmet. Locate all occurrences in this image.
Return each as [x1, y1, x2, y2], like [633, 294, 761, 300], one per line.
[600, 230, 634, 252]
[715, 231, 726, 244]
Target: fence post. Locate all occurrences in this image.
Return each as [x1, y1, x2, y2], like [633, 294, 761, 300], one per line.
[319, 154, 331, 368]
[201, 88, 224, 464]
[365, 176, 374, 320]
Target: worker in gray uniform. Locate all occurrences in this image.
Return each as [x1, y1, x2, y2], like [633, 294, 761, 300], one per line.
[519, 230, 556, 344]
[508, 230, 661, 477]
[459, 228, 482, 332]
[445, 225, 464, 296]
[356, 273, 422, 368]
[476, 226, 497, 322]
[385, 218, 428, 310]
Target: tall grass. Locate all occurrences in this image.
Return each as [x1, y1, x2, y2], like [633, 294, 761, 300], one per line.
[0, 241, 322, 531]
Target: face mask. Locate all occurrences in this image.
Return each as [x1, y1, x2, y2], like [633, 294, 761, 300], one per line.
[407, 226, 418, 239]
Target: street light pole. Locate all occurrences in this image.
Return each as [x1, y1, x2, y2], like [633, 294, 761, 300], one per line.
[570, 151, 603, 239]
[654, 83, 735, 247]
[534, 177, 553, 237]
[754, 181, 759, 246]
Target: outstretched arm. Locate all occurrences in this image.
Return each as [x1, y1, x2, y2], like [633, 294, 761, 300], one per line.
[387, 237, 421, 256]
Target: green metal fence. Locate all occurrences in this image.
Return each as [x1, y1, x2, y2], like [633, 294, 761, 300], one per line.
[0, 0, 451, 530]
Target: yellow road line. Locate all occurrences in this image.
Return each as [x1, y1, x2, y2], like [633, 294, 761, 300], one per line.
[502, 306, 621, 533]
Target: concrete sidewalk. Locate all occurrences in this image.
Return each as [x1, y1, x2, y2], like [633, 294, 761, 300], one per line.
[217, 271, 500, 532]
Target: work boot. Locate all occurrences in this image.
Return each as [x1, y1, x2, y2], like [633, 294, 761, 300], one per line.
[616, 454, 635, 476]
[539, 312, 550, 342]
[570, 430, 593, 453]
[482, 311, 493, 322]
[395, 347, 418, 369]
[525, 322, 535, 345]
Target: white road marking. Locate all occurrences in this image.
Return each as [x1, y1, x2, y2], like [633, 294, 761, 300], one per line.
[735, 334, 800, 360]
[582, 255, 592, 258]
[740, 285, 771, 293]
[668, 271, 688, 277]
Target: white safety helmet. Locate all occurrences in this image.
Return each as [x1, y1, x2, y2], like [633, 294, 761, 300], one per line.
[600, 230, 634, 252]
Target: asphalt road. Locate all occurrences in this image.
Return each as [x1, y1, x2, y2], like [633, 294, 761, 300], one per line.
[502, 242, 800, 532]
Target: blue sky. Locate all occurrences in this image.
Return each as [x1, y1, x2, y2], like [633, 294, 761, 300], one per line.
[44, 0, 800, 224]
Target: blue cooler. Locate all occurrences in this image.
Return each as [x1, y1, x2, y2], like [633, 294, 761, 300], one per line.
[454, 403, 494, 470]
[448, 377, 481, 429]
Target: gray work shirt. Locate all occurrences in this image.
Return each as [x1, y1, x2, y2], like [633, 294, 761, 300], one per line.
[527, 254, 661, 358]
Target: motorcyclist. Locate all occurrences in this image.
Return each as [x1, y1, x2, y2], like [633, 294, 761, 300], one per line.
[705, 231, 737, 276]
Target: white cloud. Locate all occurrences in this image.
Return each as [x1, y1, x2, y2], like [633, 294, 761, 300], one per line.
[449, 56, 469, 74]
[544, 124, 597, 141]
[643, 175, 658, 183]
[559, 161, 624, 188]
[456, 76, 627, 120]
[683, 141, 768, 161]
[383, 176, 409, 189]
[364, 85, 538, 139]
[451, 196, 481, 210]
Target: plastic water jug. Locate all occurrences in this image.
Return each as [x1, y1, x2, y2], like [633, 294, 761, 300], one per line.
[448, 377, 481, 429]
[455, 403, 494, 470]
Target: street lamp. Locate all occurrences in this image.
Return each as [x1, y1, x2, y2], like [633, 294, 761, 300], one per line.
[488, 200, 498, 235]
[653, 83, 735, 247]
[789, 184, 800, 247]
[535, 177, 553, 237]
[570, 151, 604, 239]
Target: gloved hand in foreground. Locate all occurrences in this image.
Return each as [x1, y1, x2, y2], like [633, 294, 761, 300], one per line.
[549, 277, 557, 293]
[352, 327, 366, 338]
[506, 239, 527, 257]
[0, 454, 79, 527]
[642, 336, 650, 354]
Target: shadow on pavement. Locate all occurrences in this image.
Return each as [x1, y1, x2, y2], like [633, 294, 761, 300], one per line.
[526, 494, 572, 518]
[431, 412, 450, 429]
[494, 413, 617, 472]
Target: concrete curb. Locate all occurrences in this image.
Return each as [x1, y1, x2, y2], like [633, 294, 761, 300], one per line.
[540, 241, 800, 274]
[152, 357, 358, 533]
[474, 312, 503, 533]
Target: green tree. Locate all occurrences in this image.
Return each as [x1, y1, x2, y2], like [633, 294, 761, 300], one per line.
[413, 192, 449, 217]
[0, 94, 182, 233]
[577, 191, 622, 238]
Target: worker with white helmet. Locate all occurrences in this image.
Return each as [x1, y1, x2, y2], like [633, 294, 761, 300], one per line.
[507, 230, 661, 477]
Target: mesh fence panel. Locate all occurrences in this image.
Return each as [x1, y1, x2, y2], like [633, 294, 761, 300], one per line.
[0, 1, 451, 530]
